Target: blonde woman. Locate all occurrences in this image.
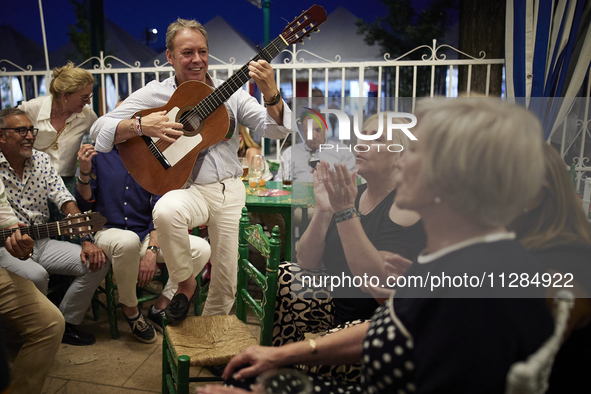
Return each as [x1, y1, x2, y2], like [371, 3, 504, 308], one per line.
[19, 62, 97, 187]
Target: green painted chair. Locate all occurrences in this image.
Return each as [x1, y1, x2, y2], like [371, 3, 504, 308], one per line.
[92, 226, 209, 339]
[162, 207, 281, 394]
[92, 263, 170, 339]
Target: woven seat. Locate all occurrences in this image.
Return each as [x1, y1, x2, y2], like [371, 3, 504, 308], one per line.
[166, 315, 257, 366]
[162, 207, 281, 394]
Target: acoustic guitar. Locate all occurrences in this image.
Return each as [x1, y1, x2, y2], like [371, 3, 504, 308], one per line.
[0, 212, 107, 247]
[118, 5, 327, 195]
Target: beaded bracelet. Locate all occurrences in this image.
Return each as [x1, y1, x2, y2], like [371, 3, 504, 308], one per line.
[334, 207, 361, 223]
[79, 170, 91, 176]
[135, 114, 143, 136]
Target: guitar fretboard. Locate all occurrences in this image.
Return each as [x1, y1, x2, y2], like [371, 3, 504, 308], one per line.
[0, 214, 104, 247]
[0, 223, 60, 247]
[179, 35, 288, 127]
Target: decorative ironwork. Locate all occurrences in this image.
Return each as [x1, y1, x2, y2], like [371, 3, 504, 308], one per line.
[281, 44, 341, 64]
[0, 60, 34, 73]
[383, 39, 487, 62]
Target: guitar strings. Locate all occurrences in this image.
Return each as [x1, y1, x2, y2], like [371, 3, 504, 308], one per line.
[176, 35, 286, 129]
[0, 216, 98, 246]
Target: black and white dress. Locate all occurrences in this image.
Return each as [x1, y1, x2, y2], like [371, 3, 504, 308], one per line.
[243, 234, 555, 393]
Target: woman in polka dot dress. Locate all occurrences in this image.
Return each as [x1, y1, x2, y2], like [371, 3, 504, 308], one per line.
[198, 99, 555, 394]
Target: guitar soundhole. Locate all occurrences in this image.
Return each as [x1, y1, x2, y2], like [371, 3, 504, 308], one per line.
[178, 106, 202, 137]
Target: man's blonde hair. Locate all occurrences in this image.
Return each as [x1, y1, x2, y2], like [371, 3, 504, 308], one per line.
[415, 97, 545, 227]
[166, 18, 208, 51]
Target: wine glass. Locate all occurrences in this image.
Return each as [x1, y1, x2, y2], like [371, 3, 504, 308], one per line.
[250, 155, 265, 177]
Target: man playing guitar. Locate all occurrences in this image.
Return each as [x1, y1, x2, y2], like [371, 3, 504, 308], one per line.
[91, 18, 291, 322]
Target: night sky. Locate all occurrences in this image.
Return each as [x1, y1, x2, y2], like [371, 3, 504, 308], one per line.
[1, 0, 392, 52]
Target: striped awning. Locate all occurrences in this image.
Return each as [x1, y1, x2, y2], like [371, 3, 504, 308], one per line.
[505, 0, 591, 139]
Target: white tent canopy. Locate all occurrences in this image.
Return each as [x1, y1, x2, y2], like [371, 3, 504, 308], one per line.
[277, 7, 384, 64]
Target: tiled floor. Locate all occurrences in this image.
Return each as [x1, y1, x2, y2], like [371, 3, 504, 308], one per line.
[38, 300, 260, 394]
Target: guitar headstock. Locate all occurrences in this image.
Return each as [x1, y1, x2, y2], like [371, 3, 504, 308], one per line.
[281, 5, 327, 45]
[60, 212, 107, 236]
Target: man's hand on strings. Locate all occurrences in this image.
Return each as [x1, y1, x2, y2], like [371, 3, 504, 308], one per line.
[138, 110, 184, 143]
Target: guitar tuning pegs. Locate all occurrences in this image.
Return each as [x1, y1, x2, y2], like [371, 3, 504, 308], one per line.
[314, 28, 320, 33]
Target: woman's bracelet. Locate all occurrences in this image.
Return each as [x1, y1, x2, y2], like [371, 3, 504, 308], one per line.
[308, 339, 318, 355]
[334, 207, 361, 223]
[77, 176, 90, 185]
[79, 170, 91, 176]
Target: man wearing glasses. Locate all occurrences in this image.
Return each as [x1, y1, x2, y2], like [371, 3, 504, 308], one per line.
[0, 108, 108, 347]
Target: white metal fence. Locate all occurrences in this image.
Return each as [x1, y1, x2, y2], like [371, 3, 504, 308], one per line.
[1, 40, 590, 192]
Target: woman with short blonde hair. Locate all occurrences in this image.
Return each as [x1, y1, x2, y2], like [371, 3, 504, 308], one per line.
[414, 98, 545, 227]
[19, 61, 97, 186]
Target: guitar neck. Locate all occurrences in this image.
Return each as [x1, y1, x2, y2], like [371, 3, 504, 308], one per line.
[0, 223, 60, 247]
[196, 35, 288, 119]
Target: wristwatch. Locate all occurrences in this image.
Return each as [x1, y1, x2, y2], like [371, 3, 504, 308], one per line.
[80, 233, 95, 243]
[147, 245, 160, 254]
[264, 91, 281, 106]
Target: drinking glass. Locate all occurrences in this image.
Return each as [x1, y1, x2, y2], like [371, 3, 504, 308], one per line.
[281, 163, 292, 189]
[250, 155, 265, 176]
[249, 155, 265, 192]
[240, 157, 249, 181]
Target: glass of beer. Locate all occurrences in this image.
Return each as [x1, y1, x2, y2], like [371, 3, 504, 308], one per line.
[281, 163, 292, 189]
[240, 157, 249, 181]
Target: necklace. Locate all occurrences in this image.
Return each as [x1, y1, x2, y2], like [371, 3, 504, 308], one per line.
[360, 188, 393, 215]
[38, 122, 69, 152]
[41, 104, 72, 151]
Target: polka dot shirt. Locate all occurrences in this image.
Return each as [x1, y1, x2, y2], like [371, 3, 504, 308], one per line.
[297, 301, 416, 394]
[0, 149, 74, 225]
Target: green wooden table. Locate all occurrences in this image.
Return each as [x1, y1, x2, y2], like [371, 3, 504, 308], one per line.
[244, 181, 315, 260]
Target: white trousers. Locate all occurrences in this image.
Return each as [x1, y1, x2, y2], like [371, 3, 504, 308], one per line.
[94, 228, 211, 308]
[153, 177, 245, 315]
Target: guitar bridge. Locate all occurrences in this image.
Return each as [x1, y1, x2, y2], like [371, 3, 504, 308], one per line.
[142, 136, 171, 169]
